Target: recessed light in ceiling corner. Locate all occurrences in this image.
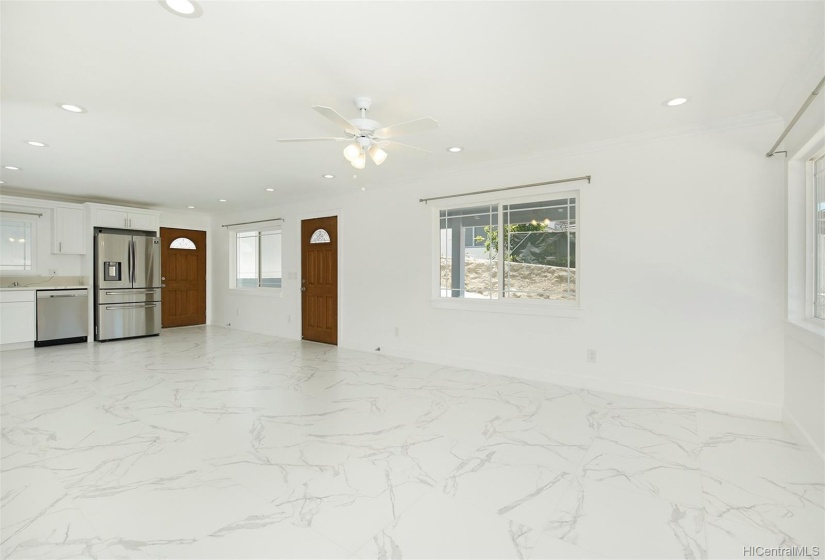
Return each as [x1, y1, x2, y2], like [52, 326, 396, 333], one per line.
[218, 199, 227, 202]
[187, 205, 196, 209]
[664, 97, 689, 107]
[26, 141, 48, 148]
[159, 0, 203, 18]
[57, 103, 87, 113]
[322, 174, 335, 179]
[361, 187, 366, 191]
[265, 188, 275, 192]
[3, 166, 21, 171]
[447, 146, 463, 153]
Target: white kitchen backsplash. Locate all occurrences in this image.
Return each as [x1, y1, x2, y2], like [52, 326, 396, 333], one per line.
[0, 275, 88, 288]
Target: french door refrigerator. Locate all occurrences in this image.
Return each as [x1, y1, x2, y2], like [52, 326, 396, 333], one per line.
[94, 229, 162, 341]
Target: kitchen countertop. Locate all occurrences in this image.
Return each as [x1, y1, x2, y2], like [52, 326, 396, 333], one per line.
[1, 285, 89, 291]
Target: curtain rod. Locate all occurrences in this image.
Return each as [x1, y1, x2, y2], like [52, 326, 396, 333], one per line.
[221, 218, 283, 228]
[0, 210, 43, 218]
[767, 75, 825, 158]
[419, 175, 591, 203]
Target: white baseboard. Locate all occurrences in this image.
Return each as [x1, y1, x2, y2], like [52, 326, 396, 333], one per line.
[0, 341, 34, 352]
[359, 343, 783, 421]
[783, 409, 825, 462]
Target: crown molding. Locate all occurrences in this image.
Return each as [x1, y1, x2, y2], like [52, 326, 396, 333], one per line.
[0, 185, 157, 209]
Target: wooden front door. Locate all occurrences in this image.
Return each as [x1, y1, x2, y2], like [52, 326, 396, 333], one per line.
[159, 227, 206, 328]
[301, 216, 338, 345]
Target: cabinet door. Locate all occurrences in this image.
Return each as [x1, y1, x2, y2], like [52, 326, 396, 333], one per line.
[127, 212, 159, 233]
[53, 207, 86, 254]
[95, 209, 129, 229]
[0, 301, 36, 344]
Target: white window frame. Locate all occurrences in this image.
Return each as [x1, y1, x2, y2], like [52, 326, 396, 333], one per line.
[0, 212, 38, 275]
[787, 128, 825, 335]
[431, 189, 582, 317]
[809, 151, 825, 321]
[228, 221, 282, 296]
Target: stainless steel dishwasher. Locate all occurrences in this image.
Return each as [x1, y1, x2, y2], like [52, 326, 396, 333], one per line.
[35, 289, 89, 347]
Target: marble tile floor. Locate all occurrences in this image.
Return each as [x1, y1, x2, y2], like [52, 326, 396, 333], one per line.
[1, 326, 822, 559]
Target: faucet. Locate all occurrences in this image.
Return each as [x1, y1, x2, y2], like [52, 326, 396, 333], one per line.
[9, 281, 20, 287]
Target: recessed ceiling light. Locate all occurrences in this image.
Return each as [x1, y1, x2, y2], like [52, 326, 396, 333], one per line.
[0, 180, 4, 184]
[361, 187, 366, 191]
[57, 103, 87, 113]
[187, 205, 196, 209]
[322, 174, 335, 179]
[218, 199, 227, 202]
[665, 97, 689, 107]
[447, 147, 463, 153]
[3, 166, 20, 171]
[265, 188, 275, 192]
[26, 141, 48, 147]
[159, 0, 203, 18]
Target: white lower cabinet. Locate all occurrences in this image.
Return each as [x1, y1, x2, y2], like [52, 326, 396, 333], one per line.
[0, 291, 35, 346]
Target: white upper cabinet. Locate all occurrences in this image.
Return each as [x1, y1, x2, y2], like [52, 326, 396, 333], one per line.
[90, 206, 160, 233]
[52, 206, 86, 254]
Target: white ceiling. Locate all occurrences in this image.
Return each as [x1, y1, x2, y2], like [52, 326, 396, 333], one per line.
[1, 1, 822, 213]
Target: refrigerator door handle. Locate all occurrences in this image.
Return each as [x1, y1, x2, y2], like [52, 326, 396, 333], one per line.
[104, 290, 158, 295]
[105, 304, 158, 310]
[130, 239, 136, 285]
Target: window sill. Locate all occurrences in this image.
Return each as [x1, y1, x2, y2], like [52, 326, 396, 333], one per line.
[430, 297, 582, 317]
[228, 288, 283, 298]
[786, 318, 825, 355]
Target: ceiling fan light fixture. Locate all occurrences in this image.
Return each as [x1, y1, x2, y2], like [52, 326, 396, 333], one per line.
[368, 145, 387, 166]
[343, 142, 361, 162]
[351, 153, 366, 169]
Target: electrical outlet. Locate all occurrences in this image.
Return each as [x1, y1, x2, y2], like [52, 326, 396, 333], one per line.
[47, 268, 58, 276]
[394, 327, 399, 337]
[587, 349, 597, 363]
[236, 309, 239, 316]
[287, 314, 291, 323]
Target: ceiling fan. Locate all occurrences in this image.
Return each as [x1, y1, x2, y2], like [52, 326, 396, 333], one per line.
[278, 97, 438, 169]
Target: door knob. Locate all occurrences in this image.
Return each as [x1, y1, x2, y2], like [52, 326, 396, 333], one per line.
[161, 277, 166, 280]
[301, 287, 306, 291]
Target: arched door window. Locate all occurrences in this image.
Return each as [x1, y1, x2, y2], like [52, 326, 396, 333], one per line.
[310, 229, 331, 244]
[170, 237, 196, 250]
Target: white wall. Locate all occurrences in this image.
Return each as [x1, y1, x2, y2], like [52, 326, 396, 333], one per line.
[212, 118, 788, 419]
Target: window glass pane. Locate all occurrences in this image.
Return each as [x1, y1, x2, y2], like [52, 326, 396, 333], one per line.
[439, 205, 498, 299]
[815, 155, 825, 319]
[236, 231, 258, 288]
[260, 230, 282, 288]
[0, 219, 34, 271]
[310, 229, 330, 244]
[170, 237, 196, 250]
[503, 198, 576, 300]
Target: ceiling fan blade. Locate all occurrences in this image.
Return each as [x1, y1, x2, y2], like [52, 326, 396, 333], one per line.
[375, 117, 438, 139]
[312, 106, 362, 135]
[277, 137, 349, 142]
[381, 140, 432, 153]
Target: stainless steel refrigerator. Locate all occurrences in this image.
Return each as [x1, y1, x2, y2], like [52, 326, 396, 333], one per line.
[94, 229, 162, 341]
